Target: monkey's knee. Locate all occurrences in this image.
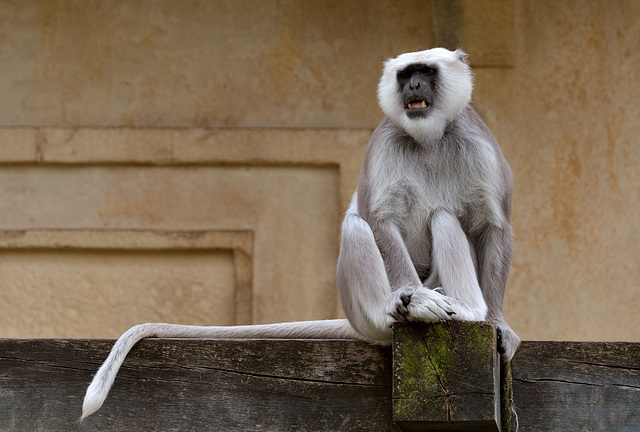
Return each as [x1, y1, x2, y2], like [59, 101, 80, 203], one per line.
[338, 214, 382, 271]
[341, 213, 373, 241]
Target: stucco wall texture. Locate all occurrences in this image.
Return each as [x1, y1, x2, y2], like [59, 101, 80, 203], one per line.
[0, 1, 638, 344]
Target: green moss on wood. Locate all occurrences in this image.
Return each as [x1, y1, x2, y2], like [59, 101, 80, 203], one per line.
[393, 321, 501, 431]
[501, 360, 513, 432]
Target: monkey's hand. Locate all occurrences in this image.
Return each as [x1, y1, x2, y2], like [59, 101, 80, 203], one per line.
[387, 286, 454, 323]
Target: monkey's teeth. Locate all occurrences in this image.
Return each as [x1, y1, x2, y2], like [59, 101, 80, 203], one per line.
[407, 101, 427, 109]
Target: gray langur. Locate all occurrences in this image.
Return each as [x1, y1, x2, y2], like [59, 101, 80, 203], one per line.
[81, 47, 520, 421]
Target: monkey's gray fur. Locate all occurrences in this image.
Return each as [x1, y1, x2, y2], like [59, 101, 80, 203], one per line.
[82, 48, 520, 421]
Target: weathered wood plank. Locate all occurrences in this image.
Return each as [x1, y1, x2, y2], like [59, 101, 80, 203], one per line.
[511, 341, 640, 432]
[3, 338, 639, 431]
[0, 338, 398, 432]
[500, 360, 514, 432]
[392, 322, 502, 432]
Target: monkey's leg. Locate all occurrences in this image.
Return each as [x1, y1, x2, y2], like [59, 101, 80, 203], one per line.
[411, 209, 488, 321]
[338, 210, 453, 338]
[477, 225, 521, 360]
[337, 212, 394, 342]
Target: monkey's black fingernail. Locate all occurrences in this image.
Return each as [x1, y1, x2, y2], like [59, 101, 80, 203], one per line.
[400, 294, 411, 307]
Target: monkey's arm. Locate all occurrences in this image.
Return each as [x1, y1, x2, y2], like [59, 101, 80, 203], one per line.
[368, 220, 422, 290]
[368, 219, 454, 323]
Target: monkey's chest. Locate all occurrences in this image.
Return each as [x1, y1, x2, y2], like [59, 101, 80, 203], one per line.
[402, 168, 478, 217]
[398, 174, 488, 267]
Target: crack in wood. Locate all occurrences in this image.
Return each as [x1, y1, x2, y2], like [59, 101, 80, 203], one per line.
[0, 356, 101, 373]
[117, 363, 392, 388]
[513, 377, 600, 387]
[566, 359, 640, 372]
[419, 331, 453, 422]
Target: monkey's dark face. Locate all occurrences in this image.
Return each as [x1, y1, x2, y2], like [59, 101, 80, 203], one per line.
[379, 49, 472, 142]
[396, 64, 437, 119]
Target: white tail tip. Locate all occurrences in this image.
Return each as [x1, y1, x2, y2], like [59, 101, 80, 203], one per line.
[81, 376, 108, 421]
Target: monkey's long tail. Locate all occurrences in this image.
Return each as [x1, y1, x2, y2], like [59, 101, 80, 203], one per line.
[81, 319, 361, 421]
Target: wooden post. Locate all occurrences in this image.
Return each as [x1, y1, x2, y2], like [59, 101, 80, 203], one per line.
[392, 322, 508, 431]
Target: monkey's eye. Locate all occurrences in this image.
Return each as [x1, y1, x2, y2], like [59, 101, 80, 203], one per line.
[397, 69, 413, 81]
[424, 67, 436, 76]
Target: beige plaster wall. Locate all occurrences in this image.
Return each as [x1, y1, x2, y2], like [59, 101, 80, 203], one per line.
[473, 0, 640, 341]
[0, 0, 429, 128]
[0, 0, 638, 344]
[0, 249, 237, 337]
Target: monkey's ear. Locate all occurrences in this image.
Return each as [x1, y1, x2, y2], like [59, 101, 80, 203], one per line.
[455, 49, 469, 64]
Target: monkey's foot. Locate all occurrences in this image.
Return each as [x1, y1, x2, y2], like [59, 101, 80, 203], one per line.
[495, 321, 521, 361]
[387, 286, 454, 323]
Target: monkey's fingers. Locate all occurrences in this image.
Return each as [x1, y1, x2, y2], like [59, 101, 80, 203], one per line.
[386, 288, 416, 322]
[404, 287, 454, 322]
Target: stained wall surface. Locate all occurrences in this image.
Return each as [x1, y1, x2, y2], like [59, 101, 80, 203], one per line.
[0, 0, 638, 344]
[475, 1, 640, 341]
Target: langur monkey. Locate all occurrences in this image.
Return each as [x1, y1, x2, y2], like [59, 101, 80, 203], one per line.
[81, 48, 520, 420]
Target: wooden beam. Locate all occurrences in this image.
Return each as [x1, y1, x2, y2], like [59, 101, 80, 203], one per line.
[511, 341, 640, 432]
[0, 338, 397, 432]
[1, 337, 639, 431]
[392, 322, 504, 431]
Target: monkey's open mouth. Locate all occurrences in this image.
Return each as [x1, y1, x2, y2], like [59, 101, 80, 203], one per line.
[406, 100, 428, 110]
[404, 99, 431, 117]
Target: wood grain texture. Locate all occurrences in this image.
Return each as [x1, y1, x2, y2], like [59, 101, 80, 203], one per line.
[2, 338, 639, 431]
[0, 338, 398, 432]
[510, 341, 640, 432]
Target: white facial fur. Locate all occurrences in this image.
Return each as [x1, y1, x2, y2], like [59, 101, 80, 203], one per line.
[377, 48, 473, 143]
